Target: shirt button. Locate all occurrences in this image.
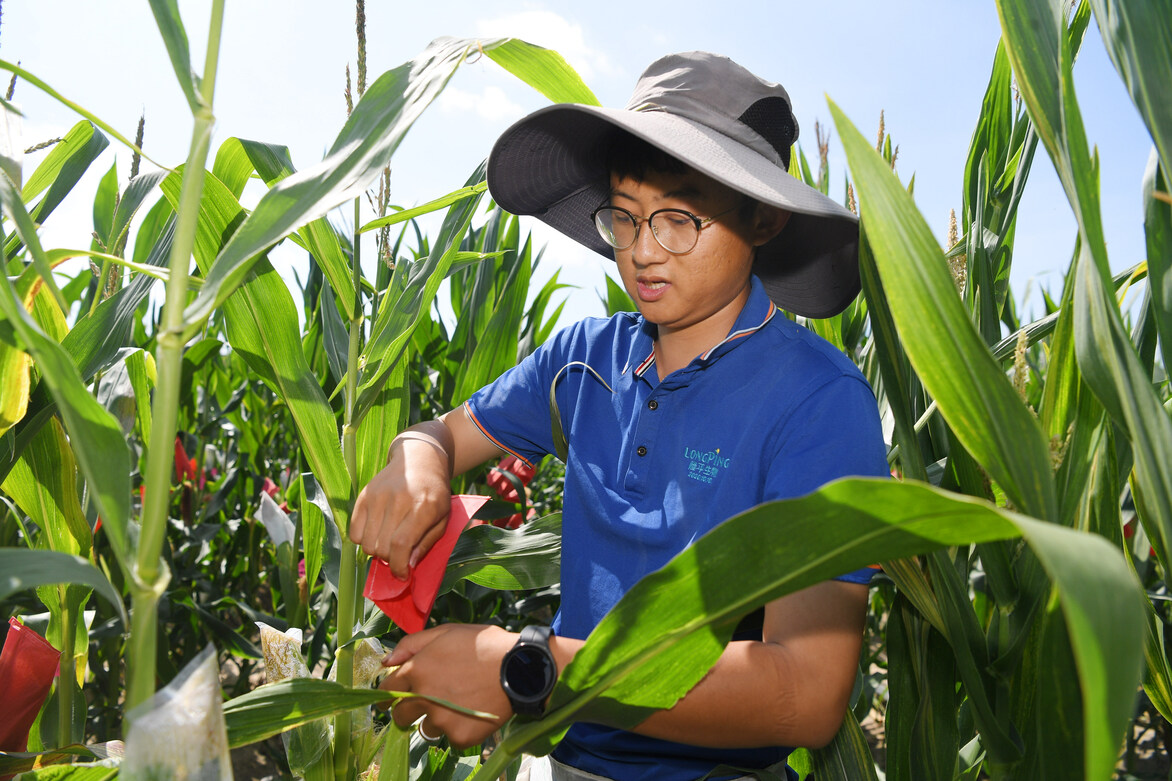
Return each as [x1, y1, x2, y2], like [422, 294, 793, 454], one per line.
[647, 399, 658, 410]
[637, 445, 647, 457]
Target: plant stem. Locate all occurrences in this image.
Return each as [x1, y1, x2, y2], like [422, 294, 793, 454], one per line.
[126, 0, 224, 710]
[333, 189, 367, 778]
[58, 591, 75, 745]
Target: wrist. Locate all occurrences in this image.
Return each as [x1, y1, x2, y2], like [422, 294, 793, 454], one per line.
[499, 625, 558, 717]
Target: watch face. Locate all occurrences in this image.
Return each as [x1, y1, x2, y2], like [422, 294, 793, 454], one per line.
[504, 645, 556, 700]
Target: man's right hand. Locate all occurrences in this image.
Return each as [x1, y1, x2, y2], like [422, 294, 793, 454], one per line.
[350, 419, 456, 578]
[349, 408, 506, 578]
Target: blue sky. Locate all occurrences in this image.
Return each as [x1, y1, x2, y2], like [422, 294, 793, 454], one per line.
[7, 1, 1156, 327]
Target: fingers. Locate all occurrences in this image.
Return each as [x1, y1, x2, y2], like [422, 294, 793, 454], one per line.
[417, 717, 444, 743]
[351, 475, 450, 577]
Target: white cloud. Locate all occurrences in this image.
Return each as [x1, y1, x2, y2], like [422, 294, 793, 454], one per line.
[473, 10, 616, 82]
[437, 84, 524, 123]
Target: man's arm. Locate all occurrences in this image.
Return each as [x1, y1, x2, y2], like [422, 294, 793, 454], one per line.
[350, 405, 504, 578]
[631, 579, 867, 748]
[382, 579, 867, 750]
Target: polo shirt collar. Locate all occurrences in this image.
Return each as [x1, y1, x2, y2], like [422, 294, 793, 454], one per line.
[626, 275, 777, 379]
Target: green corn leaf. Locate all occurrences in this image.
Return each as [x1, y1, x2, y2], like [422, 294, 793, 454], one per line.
[480, 38, 600, 106]
[857, 230, 926, 481]
[453, 231, 531, 406]
[997, 0, 1172, 592]
[222, 679, 493, 748]
[0, 186, 131, 568]
[182, 37, 481, 333]
[146, 0, 203, 113]
[90, 162, 118, 251]
[1090, 0, 1172, 175]
[4, 764, 118, 780]
[810, 710, 881, 781]
[5, 121, 108, 261]
[356, 357, 410, 491]
[358, 181, 489, 235]
[59, 219, 172, 384]
[2, 417, 91, 558]
[159, 170, 351, 525]
[1141, 151, 1172, 376]
[829, 97, 1057, 521]
[493, 479, 1143, 779]
[108, 170, 169, 255]
[230, 138, 357, 322]
[0, 549, 126, 627]
[440, 513, 562, 593]
[0, 60, 156, 168]
[355, 162, 488, 423]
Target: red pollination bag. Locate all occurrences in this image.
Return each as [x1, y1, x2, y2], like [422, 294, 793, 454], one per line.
[364, 495, 488, 633]
[0, 617, 61, 752]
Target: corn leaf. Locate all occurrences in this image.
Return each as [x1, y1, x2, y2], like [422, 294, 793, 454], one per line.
[810, 710, 881, 781]
[0, 549, 126, 626]
[146, 0, 203, 113]
[489, 479, 1142, 778]
[439, 513, 562, 593]
[453, 229, 531, 406]
[997, 0, 1172, 592]
[228, 138, 358, 322]
[0, 60, 155, 168]
[355, 162, 487, 423]
[479, 38, 600, 106]
[857, 232, 926, 481]
[358, 181, 489, 235]
[1090, 0, 1172, 175]
[1141, 151, 1171, 378]
[13, 121, 108, 247]
[222, 679, 492, 748]
[2, 417, 91, 557]
[356, 356, 410, 491]
[0, 184, 131, 568]
[829, 98, 1057, 521]
[182, 37, 480, 332]
[160, 170, 351, 524]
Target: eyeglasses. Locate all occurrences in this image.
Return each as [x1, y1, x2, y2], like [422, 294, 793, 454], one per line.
[591, 204, 740, 255]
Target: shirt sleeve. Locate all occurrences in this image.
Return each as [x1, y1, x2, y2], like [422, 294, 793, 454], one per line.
[763, 372, 889, 584]
[463, 326, 571, 469]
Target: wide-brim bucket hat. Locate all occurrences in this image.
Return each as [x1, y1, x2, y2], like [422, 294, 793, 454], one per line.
[487, 51, 861, 319]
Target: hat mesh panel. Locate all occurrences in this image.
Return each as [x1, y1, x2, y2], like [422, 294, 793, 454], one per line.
[737, 97, 796, 170]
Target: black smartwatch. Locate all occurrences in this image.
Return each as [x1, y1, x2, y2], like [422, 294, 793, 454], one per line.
[499, 625, 558, 717]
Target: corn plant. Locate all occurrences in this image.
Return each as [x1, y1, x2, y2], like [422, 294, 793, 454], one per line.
[1, 0, 1168, 779]
[0, 2, 590, 777]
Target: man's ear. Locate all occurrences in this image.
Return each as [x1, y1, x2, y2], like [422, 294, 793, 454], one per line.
[752, 205, 791, 247]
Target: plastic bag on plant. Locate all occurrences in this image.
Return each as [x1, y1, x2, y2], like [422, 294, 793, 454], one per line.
[256, 622, 330, 778]
[122, 643, 230, 781]
[327, 634, 386, 741]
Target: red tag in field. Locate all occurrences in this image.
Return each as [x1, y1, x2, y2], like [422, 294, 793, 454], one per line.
[364, 495, 488, 633]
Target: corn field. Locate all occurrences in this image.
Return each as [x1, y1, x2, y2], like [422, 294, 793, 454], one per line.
[0, 0, 1168, 779]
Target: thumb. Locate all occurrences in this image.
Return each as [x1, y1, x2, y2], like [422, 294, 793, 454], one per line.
[383, 626, 446, 667]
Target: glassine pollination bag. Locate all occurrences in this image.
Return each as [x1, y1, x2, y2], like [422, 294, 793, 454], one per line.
[122, 644, 231, 781]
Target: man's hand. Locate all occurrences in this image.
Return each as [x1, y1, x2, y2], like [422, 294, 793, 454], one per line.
[381, 624, 516, 748]
[351, 409, 506, 578]
[350, 421, 455, 578]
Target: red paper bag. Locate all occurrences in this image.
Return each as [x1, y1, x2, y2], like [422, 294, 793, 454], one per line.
[364, 495, 488, 633]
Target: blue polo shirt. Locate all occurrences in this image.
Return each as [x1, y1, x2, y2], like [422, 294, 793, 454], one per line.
[465, 276, 887, 781]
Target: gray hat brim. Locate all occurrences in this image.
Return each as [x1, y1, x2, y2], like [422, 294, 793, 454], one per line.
[487, 103, 861, 319]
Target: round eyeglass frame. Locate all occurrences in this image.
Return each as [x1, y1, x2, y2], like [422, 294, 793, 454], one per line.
[590, 204, 741, 255]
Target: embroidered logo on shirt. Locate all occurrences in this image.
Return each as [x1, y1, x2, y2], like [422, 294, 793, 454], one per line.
[683, 446, 731, 484]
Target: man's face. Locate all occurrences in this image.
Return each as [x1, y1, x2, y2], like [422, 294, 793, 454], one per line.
[607, 168, 783, 345]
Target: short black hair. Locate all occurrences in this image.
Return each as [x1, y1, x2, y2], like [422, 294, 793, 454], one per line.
[602, 131, 758, 222]
[603, 131, 691, 180]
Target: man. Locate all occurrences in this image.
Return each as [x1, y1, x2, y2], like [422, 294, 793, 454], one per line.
[350, 51, 887, 781]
